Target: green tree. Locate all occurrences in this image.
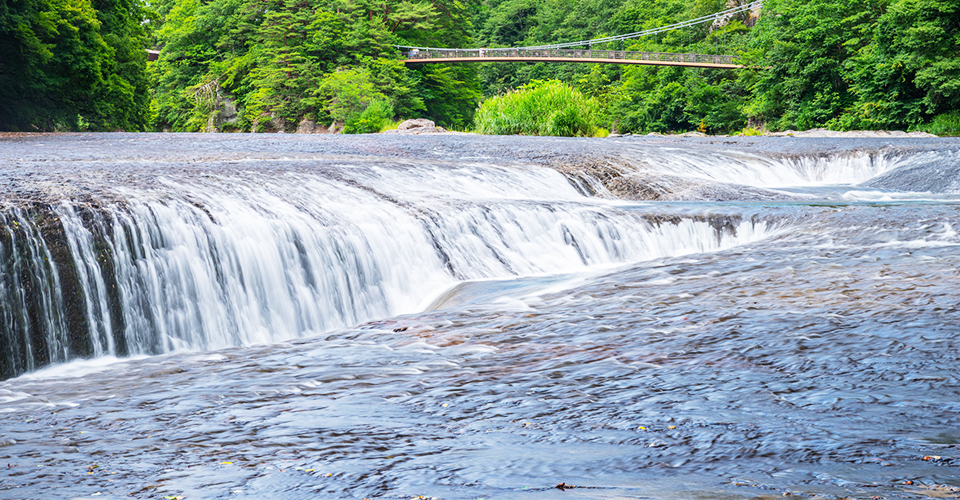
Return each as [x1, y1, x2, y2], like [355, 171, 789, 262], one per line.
[150, 0, 479, 131]
[242, 0, 317, 129]
[0, 0, 149, 130]
[316, 67, 387, 124]
[88, 0, 151, 130]
[846, 0, 960, 129]
[744, 0, 881, 130]
[149, 0, 250, 130]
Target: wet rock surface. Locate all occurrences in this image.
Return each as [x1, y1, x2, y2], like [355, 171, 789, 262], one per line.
[1, 132, 957, 204]
[0, 133, 959, 500]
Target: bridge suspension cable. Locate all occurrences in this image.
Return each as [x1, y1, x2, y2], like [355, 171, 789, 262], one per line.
[397, 0, 761, 52]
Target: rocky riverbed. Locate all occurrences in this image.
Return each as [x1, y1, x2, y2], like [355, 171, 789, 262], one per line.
[0, 133, 959, 500]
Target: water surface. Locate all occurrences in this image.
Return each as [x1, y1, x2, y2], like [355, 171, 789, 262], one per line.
[1, 133, 959, 500]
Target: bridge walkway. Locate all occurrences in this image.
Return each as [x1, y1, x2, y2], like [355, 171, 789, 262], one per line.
[402, 49, 742, 69]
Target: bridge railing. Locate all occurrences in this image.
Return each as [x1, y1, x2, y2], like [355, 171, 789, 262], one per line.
[402, 48, 735, 65]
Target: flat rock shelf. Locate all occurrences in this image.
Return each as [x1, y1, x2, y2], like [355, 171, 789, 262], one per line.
[1, 133, 959, 500]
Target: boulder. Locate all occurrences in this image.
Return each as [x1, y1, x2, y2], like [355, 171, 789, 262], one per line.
[391, 118, 446, 134]
[398, 118, 435, 131]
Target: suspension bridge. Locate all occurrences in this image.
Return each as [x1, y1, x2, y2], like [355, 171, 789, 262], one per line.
[399, 1, 760, 69]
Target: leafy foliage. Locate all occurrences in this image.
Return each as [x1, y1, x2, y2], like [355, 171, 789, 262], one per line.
[471, 0, 755, 134]
[844, 0, 960, 130]
[743, 0, 880, 130]
[4, 0, 959, 135]
[475, 80, 599, 136]
[472, 0, 960, 135]
[0, 0, 150, 130]
[345, 98, 394, 134]
[317, 68, 386, 125]
[149, 0, 478, 131]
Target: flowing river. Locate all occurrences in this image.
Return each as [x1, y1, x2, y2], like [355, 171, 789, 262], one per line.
[0, 133, 958, 500]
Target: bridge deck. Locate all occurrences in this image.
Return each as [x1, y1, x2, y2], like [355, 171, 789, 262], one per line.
[402, 49, 743, 69]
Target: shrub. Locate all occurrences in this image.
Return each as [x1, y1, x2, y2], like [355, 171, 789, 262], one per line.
[914, 111, 960, 137]
[737, 126, 766, 136]
[474, 80, 599, 137]
[344, 99, 394, 134]
[379, 120, 401, 133]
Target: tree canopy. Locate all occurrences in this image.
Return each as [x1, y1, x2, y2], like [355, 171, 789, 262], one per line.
[0, 0, 150, 130]
[147, 0, 480, 132]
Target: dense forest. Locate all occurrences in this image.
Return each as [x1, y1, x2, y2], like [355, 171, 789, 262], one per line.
[1, 0, 958, 134]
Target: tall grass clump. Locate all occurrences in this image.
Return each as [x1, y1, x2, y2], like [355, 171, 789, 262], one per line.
[474, 80, 600, 137]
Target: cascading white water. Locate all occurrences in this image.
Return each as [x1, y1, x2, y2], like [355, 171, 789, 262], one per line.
[47, 163, 774, 359]
[58, 204, 118, 357]
[611, 146, 908, 187]
[6, 142, 924, 379]
[0, 209, 71, 374]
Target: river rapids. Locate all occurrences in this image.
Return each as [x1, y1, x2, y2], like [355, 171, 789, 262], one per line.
[0, 133, 958, 500]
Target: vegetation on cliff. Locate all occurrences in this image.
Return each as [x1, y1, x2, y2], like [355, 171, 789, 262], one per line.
[746, 0, 960, 133]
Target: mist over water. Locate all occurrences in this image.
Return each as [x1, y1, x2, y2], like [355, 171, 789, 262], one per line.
[1, 134, 959, 500]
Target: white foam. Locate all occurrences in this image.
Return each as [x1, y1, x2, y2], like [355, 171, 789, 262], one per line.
[614, 148, 905, 188]
[11, 355, 148, 382]
[841, 190, 943, 202]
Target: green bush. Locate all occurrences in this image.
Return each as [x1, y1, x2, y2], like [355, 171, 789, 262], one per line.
[737, 126, 766, 136]
[914, 111, 960, 137]
[474, 80, 599, 137]
[344, 99, 395, 134]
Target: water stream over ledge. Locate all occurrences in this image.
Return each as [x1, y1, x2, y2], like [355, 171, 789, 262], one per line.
[0, 133, 959, 500]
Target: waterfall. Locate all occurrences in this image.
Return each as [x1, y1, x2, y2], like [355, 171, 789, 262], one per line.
[0, 208, 71, 379]
[8, 138, 931, 379]
[0, 159, 782, 379]
[10, 139, 932, 379]
[602, 147, 909, 189]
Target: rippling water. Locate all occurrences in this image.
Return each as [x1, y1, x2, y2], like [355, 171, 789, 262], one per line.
[1, 134, 959, 500]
